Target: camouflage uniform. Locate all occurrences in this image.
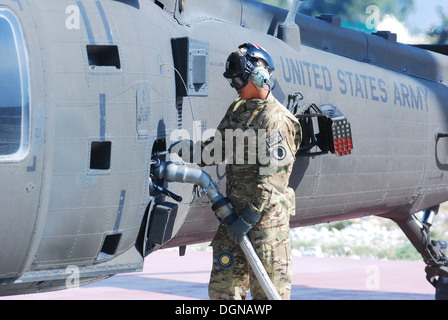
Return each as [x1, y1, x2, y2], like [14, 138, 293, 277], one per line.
[208, 92, 301, 300]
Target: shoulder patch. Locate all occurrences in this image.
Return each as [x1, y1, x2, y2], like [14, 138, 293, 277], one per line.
[266, 131, 284, 147]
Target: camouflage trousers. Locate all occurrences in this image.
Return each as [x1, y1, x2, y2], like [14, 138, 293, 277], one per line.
[208, 221, 292, 300]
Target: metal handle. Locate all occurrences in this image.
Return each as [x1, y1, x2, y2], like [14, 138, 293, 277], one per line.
[240, 235, 282, 300]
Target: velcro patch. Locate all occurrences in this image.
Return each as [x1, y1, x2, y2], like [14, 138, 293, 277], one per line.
[266, 131, 284, 147]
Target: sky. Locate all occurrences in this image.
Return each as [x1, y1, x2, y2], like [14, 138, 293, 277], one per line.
[406, 0, 447, 31]
[380, 0, 448, 43]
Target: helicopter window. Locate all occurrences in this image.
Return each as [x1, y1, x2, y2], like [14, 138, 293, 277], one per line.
[0, 9, 29, 159]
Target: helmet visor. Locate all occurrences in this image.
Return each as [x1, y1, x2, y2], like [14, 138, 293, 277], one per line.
[223, 51, 247, 78]
[227, 76, 248, 90]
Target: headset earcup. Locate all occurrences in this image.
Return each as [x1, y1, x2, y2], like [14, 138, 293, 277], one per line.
[250, 67, 270, 90]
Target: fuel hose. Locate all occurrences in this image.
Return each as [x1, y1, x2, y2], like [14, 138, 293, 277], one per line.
[154, 161, 281, 300]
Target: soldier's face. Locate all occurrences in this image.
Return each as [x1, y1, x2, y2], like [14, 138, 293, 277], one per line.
[237, 80, 259, 100]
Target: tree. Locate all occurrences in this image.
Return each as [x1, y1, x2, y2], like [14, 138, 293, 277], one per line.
[427, 6, 448, 44]
[299, 0, 414, 22]
[256, 0, 415, 32]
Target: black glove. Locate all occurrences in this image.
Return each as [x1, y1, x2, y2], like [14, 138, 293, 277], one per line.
[227, 205, 261, 244]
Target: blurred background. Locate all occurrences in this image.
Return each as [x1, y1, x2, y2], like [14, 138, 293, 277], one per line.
[257, 0, 448, 45]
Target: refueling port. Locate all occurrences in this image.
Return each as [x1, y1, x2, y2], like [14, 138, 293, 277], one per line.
[150, 138, 167, 201]
[149, 138, 185, 202]
[137, 138, 168, 257]
[142, 139, 184, 255]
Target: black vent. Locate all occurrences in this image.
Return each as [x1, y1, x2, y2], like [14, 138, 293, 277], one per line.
[87, 45, 121, 69]
[90, 141, 111, 170]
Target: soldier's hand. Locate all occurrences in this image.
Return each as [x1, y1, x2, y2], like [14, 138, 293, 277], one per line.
[227, 205, 261, 244]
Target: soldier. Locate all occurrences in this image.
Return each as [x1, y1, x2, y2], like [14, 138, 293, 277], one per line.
[206, 43, 302, 300]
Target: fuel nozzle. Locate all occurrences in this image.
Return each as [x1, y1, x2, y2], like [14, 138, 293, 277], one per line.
[149, 151, 183, 202]
[153, 160, 235, 223]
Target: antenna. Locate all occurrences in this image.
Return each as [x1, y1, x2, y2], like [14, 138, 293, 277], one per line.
[284, 0, 302, 26]
[278, 0, 304, 50]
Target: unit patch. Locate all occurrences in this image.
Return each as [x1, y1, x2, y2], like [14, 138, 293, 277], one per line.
[272, 146, 286, 160]
[217, 251, 235, 270]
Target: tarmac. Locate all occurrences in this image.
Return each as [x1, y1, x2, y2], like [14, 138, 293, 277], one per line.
[1, 249, 436, 300]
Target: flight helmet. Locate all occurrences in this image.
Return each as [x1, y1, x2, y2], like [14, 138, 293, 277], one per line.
[223, 43, 275, 90]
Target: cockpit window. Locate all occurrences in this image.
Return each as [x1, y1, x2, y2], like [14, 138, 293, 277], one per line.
[0, 9, 29, 159]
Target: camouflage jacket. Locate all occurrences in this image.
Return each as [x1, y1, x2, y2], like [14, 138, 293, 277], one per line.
[209, 92, 302, 228]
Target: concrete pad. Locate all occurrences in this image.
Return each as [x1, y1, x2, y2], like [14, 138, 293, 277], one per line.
[1, 249, 435, 300]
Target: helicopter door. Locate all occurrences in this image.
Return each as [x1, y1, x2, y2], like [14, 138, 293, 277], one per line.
[0, 9, 42, 279]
